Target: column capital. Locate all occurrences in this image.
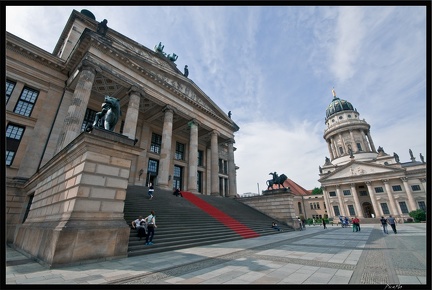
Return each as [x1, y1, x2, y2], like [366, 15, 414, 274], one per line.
[80, 59, 100, 74]
[382, 179, 389, 183]
[162, 105, 176, 114]
[188, 119, 200, 128]
[400, 177, 408, 182]
[211, 130, 219, 137]
[128, 86, 144, 97]
[365, 181, 372, 185]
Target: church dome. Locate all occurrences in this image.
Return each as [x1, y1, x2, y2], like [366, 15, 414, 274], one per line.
[325, 89, 355, 119]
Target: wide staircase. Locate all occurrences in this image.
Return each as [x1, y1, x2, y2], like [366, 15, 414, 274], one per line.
[124, 185, 294, 257]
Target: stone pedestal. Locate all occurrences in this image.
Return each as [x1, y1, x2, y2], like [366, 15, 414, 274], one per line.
[13, 128, 142, 268]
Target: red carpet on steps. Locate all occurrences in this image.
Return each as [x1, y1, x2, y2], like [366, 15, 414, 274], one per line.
[182, 191, 260, 239]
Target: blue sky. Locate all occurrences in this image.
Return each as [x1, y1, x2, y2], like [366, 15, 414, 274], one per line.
[5, 5, 427, 194]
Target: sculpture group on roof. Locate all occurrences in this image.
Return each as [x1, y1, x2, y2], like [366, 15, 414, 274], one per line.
[154, 42, 178, 62]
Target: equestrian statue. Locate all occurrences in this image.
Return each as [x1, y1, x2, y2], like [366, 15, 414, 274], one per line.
[266, 172, 288, 190]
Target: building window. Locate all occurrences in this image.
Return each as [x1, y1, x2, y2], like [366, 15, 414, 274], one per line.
[150, 133, 162, 154]
[219, 159, 227, 174]
[298, 202, 302, 214]
[6, 80, 16, 103]
[329, 191, 336, 197]
[333, 205, 340, 216]
[13, 87, 39, 116]
[374, 187, 384, 193]
[399, 201, 409, 214]
[339, 146, 344, 154]
[348, 205, 355, 216]
[316, 202, 320, 209]
[411, 185, 421, 191]
[81, 108, 98, 131]
[418, 201, 426, 211]
[356, 143, 362, 151]
[380, 203, 390, 215]
[359, 190, 368, 196]
[148, 159, 158, 174]
[175, 142, 185, 160]
[173, 165, 183, 190]
[392, 185, 402, 192]
[197, 171, 203, 193]
[343, 190, 351, 196]
[198, 150, 204, 166]
[6, 124, 25, 166]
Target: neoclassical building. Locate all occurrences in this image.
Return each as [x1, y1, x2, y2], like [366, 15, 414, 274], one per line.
[5, 9, 239, 258]
[318, 89, 427, 220]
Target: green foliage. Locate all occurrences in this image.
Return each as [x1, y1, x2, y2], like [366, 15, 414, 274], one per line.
[408, 209, 426, 222]
[311, 187, 323, 195]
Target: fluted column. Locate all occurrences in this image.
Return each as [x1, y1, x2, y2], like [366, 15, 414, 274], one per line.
[327, 141, 334, 160]
[210, 130, 220, 195]
[338, 133, 345, 155]
[383, 180, 399, 216]
[366, 130, 376, 152]
[322, 187, 334, 217]
[336, 185, 346, 216]
[123, 88, 141, 139]
[360, 130, 370, 152]
[158, 106, 174, 189]
[401, 177, 417, 212]
[350, 184, 364, 218]
[349, 130, 357, 152]
[365, 181, 382, 217]
[227, 138, 237, 197]
[56, 61, 97, 153]
[187, 119, 199, 193]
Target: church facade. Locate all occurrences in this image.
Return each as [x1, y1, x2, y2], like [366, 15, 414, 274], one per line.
[318, 90, 427, 220]
[6, 9, 239, 245]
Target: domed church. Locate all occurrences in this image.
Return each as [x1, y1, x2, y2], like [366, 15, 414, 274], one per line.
[318, 89, 426, 220]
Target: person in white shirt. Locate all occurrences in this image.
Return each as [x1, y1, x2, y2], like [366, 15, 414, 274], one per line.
[145, 210, 157, 245]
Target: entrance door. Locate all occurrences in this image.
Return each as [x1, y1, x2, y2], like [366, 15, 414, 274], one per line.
[173, 165, 183, 190]
[362, 202, 375, 218]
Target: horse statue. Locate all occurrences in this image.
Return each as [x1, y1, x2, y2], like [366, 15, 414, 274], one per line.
[266, 172, 288, 190]
[87, 95, 121, 132]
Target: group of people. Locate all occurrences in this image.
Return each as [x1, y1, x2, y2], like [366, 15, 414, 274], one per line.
[351, 217, 361, 232]
[379, 215, 398, 234]
[132, 210, 157, 245]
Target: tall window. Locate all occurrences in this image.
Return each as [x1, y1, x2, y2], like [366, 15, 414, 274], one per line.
[198, 150, 204, 166]
[348, 205, 355, 216]
[148, 159, 158, 174]
[399, 201, 409, 214]
[81, 108, 98, 131]
[175, 142, 185, 160]
[298, 202, 302, 214]
[333, 205, 340, 216]
[418, 201, 426, 211]
[6, 80, 16, 103]
[356, 142, 362, 151]
[392, 185, 402, 192]
[6, 124, 25, 166]
[197, 171, 203, 193]
[14, 87, 39, 116]
[380, 203, 390, 215]
[150, 133, 162, 154]
[339, 146, 344, 154]
[219, 159, 227, 174]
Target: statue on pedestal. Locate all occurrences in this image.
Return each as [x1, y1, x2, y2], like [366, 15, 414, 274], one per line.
[87, 95, 121, 132]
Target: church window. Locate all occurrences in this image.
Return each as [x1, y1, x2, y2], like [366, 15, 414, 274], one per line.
[333, 205, 340, 216]
[418, 201, 426, 211]
[411, 185, 421, 191]
[348, 114, 352, 118]
[339, 116, 343, 119]
[329, 191, 336, 197]
[392, 185, 402, 192]
[356, 143, 362, 151]
[150, 133, 162, 154]
[359, 190, 368, 196]
[339, 147, 344, 154]
[14, 86, 39, 116]
[380, 203, 390, 214]
[399, 201, 409, 214]
[343, 190, 351, 195]
[374, 187, 384, 193]
[348, 205, 355, 216]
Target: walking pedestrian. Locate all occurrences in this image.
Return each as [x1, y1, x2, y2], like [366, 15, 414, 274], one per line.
[144, 210, 157, 245]
[380, 216, 388, 234]
[147, 183, 154, 200]
[322, 218, 327, 229]
[387, 215, 397, 234]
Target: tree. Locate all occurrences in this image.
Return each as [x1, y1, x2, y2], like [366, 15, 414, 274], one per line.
[311, 187, 323, 195]
[408, 209, 426, 222]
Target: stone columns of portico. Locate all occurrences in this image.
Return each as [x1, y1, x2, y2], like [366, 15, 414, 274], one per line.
[187, 119, 199, 193]
[350, 184, 364, 218]
[210, 130, 220, 195]
[56, 61, 98, 153]
[123, 87, 142, 140]
[158, 106, 175, 189]
[338, 133, 345, 155]
[349, 130, 357, 152]
[227, 138, 237, 197]
[383, 180, 400, 216]
[322, 187, 334, 217]
[401, 177, 417, 212]
[366, 130, 376, 152]
[336, 185, 346, 216]
[327, 141, 334, 160]
[360, 130, 370, 152]
[365, 181, 382, 217]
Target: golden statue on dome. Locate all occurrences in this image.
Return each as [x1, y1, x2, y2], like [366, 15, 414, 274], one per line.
[332, 87, 336, 97]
